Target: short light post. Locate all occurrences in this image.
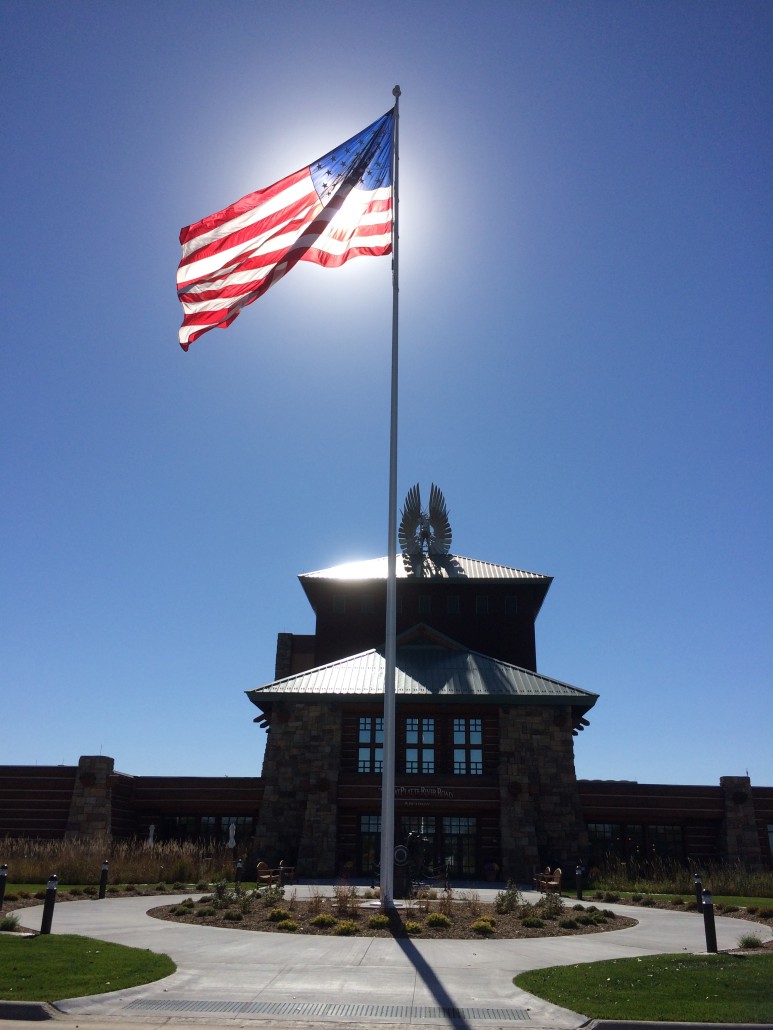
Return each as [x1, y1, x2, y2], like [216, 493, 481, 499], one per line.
[98, 860, 109, 900]
[702, 888, 717, 953]
[575, 863, 584, 901]
[693, 872, 702, 912]
[235, 860, 243, 888]
[40, 874, 58, 935]
[0, 864, 8, 910]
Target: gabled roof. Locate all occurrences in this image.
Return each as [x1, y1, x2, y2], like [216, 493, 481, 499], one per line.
[246, 625, 597, 713]
[300, 553, 551, 582]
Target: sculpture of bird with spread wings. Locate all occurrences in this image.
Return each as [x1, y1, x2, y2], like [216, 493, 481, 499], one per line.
[398, 483, 452, 557]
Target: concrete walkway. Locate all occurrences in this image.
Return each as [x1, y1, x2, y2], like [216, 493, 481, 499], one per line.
[5, 887, 771, 1029]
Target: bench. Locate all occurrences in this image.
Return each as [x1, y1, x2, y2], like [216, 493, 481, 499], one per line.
[534, 866, 562, 893]
[256, 861, 295, 885]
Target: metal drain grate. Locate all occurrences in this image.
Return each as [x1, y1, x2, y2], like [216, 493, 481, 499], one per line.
[125, 997, 530, 1021]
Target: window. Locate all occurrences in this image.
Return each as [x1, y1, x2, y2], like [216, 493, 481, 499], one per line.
[446, 594, 460, 615]
[505, 595, 518, 615]
[453, 717, 483, 774]
[359, 815, 381, 873]
[443, 816, 477, 875]
[418, 594, 431, 616]
[647, 824, 683, 859]
[405, 716, 435, 773]
[358, 716, 384, 773]
[475, 595, 489, 615]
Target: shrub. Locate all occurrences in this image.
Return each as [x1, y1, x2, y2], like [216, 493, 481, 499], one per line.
[746, 906, 758, 914]
[760, 908, 773, 919]
[522, 917, 544, 928]
[426, 912, 452, 928]
[0, 914, 20, 932]
[107, 885, 120, 894]
[69, 887, 83, 896]
[471, 918, 495, 935]
[640, 897, 656, 907]
[577, 915, 595, 925]
[196, 907, 215, 917]
[276, 919, 298, 932]
[307, 887, 324, 915]
[223, 910, 243, 921]
[559, 918, 578, 929]
[737, 933, 764, 949]
[155, 882, 167, 892]
[603, 892, 619, 902]
[172, 905, 190, 916]
[438, 887, 455, 918]
[671, 896, 685, 906]
[333, 883, 360, 917]
[268, 908, 292, 922]
[537, 892, 564, 918]
[125, 883, 137, 892]
[404, 920, 422, 936]
[333, 919, 360, 936]
[260, 882, 285, 907]
[311, 913, 337, 928]
[195, 880, 209, 891]
[494, 881, 523, 914]
[572, 903, 585, 911]
[630, 893, 643, 903]
[723, 905, 739, 913]
[197, 895, 213, 904]
[367, 913, 390, 929]
[461, 890, 482, 917]
[592, 914, 608, 924]
[34, 891, 46, 900]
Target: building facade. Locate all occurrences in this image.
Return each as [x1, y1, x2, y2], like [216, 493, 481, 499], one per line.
[1, 486, 771, 877]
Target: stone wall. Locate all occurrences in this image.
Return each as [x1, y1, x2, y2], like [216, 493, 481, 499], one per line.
[498, 706, 587, 880]
[65, 756, 114, 838]
[253, 699, 342, 876]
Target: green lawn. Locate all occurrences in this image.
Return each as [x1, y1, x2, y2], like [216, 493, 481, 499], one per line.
[0, 934, 175, 1002]
[515, 952, 773, 1024]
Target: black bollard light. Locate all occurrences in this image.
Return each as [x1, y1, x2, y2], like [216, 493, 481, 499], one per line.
[40, 874, 58, 935]
[0, 864, 7, 910]
[98, 860, 109, 899]
[702, 888, 718, 953]
[575, 863, 584, 901]
[694, 872, 702, 912]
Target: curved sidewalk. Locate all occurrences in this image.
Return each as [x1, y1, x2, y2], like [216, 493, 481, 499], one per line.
[9, 887, 771, 1029]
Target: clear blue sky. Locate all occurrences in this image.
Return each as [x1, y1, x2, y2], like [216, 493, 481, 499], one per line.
[2, 1, 771, 787]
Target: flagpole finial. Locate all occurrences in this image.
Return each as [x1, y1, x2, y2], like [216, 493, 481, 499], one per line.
[393, 85, 401, 97]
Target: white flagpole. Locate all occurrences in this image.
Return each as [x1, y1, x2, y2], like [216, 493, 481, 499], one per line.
[380, 84, 400, 910]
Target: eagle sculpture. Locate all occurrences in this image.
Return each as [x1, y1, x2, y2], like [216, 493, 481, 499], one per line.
[398, 483, 452, 557]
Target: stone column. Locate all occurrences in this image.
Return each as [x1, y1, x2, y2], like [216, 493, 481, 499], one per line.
[65, 756, 115, 838]
[720, 776, 762, 869]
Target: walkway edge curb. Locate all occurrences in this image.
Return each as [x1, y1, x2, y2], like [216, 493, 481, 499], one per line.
[0, 1001, 54, 1021]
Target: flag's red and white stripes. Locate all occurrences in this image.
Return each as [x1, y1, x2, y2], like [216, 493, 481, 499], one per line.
[177, 161, 392, 349]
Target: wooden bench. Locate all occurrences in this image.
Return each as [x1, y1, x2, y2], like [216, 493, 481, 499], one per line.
[256, 861, 295, 885]
[534, 866, 562, 893]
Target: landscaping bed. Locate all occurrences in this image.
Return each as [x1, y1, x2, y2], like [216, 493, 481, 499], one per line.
[149, 883, 637, 939]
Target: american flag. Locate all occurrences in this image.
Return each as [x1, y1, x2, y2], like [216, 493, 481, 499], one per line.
[177, 110, 394, 350]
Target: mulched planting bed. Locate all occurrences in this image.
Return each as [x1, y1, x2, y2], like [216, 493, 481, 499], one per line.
[148, 894, 637, 939]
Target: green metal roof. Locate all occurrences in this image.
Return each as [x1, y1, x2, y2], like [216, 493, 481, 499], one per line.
[247, 627, 596, 711]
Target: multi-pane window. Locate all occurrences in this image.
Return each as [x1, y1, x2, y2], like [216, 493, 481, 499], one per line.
[405, 717, 435, 773]
[360, 815, 381, 873]
[647, 824, 683, 859]
[443, 816, 477, 875]
[358, 716, 384, 773]
[453, 717, 483, 774]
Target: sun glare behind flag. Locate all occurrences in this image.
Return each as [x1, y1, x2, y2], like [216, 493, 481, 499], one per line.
[177, 109, 394, 350]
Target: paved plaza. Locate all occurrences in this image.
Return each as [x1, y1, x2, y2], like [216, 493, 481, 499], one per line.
[3, 886, 770, 1029]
